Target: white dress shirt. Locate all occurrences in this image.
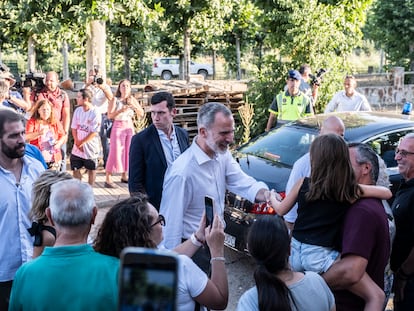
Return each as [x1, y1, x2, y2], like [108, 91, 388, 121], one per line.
[324, 90, 371, 113]
[159, 138, 268, 249]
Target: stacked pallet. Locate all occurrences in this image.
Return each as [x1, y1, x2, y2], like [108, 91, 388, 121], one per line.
[134, 79, 248, 139]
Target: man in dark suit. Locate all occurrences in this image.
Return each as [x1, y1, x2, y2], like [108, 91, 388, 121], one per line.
[128, 91, 189, 210]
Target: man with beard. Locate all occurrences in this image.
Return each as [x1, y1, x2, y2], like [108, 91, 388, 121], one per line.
[0, 109, 44, 310]
[160, 102, 269, 273]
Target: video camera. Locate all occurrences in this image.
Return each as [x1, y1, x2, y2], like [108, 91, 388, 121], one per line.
[21, 72, 46, 93]
[309, 68, 327, 86]
[92, 66, 104, 85]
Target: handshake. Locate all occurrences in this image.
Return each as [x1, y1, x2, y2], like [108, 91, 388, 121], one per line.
[263, 189, 284, 215]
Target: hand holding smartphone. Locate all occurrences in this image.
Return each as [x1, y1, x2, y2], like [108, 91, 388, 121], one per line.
[205, 195, 214, 227]
[119, 247, 178, 311]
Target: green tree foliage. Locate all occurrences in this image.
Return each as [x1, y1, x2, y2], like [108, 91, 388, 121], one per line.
[244, 0, 373, 137]
[364, 0, 414, 70]
[106, 0, 158, 83]
[219, 0, 263, 76]
[0, 0, 119, 72]
[146, 0, 233, 78]
[1, 0, 156, 81]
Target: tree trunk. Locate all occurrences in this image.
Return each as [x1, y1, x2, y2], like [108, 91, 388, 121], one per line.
[121, 35, 131, 80]
[109, 44, 114, 81]
[212, 49, 216, 80]
[27, 36, 36, 72]
[86, 20, 106, 80]
[179, 54, 184, 80]
[183, 28, 191, 82]
[62, 40, 69, 81]
[236, 35, 241, 80]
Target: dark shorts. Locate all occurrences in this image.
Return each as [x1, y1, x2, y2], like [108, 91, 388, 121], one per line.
[70, 154, 98, 171]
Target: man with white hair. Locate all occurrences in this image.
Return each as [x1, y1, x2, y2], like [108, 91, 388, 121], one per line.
[160, 102, 269, 274]
[389, 133, 414, 310]
[8, 179, 119, 311]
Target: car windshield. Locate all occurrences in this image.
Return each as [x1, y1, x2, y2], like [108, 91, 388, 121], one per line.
[238, 125, 318, 166]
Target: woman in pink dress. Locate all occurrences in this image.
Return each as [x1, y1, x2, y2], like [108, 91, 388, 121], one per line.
[105, 79, 144, 187]
[26, 99, 67, 169]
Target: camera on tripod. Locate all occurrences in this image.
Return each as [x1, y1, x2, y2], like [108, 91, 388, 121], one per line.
[309, 68, 327, 86]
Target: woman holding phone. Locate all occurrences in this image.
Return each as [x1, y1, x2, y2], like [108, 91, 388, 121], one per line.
[94, 194, 229, 310]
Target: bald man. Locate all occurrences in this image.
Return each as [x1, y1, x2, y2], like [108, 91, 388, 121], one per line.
[31, 71, 70, 171]
[284, 116, 345, 231]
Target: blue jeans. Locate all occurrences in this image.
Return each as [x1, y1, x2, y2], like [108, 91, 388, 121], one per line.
[290, 237, 339, 273]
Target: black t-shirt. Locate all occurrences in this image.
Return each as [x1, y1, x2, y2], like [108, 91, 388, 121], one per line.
[391, 178, 414, 271]
[292, 178, 350, 250]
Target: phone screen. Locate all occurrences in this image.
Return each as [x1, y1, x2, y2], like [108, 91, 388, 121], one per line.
[205, 196, 214, 227]
[119, 249, 178, 311]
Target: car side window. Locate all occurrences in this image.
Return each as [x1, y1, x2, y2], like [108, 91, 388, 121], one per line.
[365, 130, 412, 167]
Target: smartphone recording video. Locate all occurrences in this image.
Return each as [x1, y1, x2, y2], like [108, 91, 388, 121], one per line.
[119, 247, 178, 311]
[205, 195, 214, 227]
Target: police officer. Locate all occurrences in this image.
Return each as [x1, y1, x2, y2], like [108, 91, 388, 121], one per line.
[265, 70, 313, 131]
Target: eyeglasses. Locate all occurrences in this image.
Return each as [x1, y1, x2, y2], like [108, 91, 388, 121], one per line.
[150, 214, 165, 227]
[395, 148, 414, 157]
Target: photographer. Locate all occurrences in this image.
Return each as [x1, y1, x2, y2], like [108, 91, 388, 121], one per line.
[0, 71, 31, 113]
[31, 71, 70, 171]
[84, 69, 114, 169]
[299, 64, 320, 105]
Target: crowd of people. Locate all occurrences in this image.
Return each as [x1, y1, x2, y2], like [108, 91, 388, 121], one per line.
[0, 64, 413, 311]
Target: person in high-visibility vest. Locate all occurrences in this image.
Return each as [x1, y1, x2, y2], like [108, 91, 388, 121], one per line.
[266, 70, 313, 132]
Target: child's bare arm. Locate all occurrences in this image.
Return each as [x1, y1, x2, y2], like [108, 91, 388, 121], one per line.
[267, 178, 304, 215]
[359, 184, 392, 200]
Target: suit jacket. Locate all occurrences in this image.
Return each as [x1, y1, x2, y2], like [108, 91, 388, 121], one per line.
[128, 124, 189, 210]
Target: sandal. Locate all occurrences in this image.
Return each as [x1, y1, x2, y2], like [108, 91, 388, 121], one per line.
[104, 182, 118, 189]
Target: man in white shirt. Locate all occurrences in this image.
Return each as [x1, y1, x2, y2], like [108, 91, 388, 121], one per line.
[160, 102, 269, 272]
[84, 70, 113, 168]
[70, 89, 101, 186]
[324, 75, 371, 113]
[0, 109, 44, 310]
